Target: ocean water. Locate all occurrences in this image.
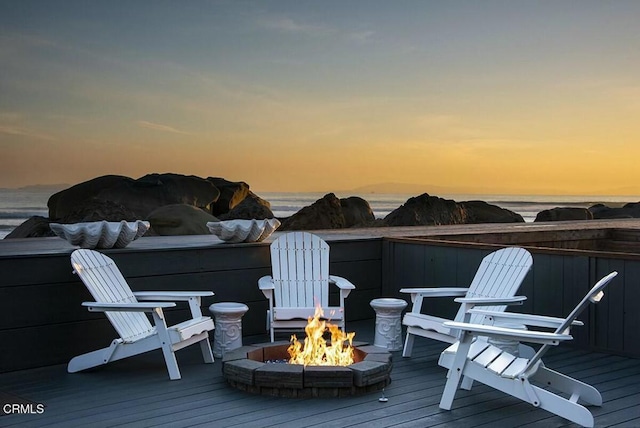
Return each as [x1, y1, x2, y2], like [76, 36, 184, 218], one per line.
[0, 188, 51, 239]
[1, 189, 639, 239]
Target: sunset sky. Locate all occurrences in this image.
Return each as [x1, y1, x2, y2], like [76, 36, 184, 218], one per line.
[2, 1, 640, 195]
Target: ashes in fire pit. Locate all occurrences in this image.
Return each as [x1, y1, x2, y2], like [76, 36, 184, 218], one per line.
[222, 342, 392, 398]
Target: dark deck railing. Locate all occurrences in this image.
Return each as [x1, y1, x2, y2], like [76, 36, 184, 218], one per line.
[3, 220, 640, 373]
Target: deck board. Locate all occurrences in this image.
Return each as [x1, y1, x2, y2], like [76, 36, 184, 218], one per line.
[1, 321, 639, 428]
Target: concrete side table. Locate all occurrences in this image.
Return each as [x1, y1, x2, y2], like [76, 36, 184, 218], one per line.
[208, 302, 249, 358]
[370, 298, 408, 351]
[487, 321, 527, 356]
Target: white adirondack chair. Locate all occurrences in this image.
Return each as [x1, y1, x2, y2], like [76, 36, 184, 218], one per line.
[258, 232, 356, 342]
[68, 249, 215, 380]
[401, 246, 533, 357]
[438, 271, 618, 428]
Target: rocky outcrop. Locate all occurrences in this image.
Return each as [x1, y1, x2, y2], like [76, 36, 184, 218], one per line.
[47, 175, 134, 220]
[10, 172, 583, 239]
[589, 203, 640, 219]
[383, 194, 466, 226]
[340, 196, 375, 227]
[207, 178, 251, 216]
[58, 199, 139, 224]
[5, 216, 54, 238]
[279, 193, 346, 231]
[278, 193, 378, 230]
[383, 194, 523, 227]
[535, 207, 593, 222]
[9, 173, 273, 238]
[147, 204, 218, 236]
[460, 200, 525, 223]
[9, 199, 139, 239]
[48, 173, 221, 221]
[96, 173, 220, 219]
[218, 191, 274, 220]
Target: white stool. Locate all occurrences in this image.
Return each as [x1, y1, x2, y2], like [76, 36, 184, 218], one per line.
[208, 302, 249, 358]
[488, 322, 527, 356]
[370, 298, 408, 351]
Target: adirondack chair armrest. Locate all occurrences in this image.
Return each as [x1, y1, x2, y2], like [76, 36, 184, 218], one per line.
[399, 287, 469, 297]
[258, 275, 275, 290]
[443, 321, 573, 346]
[468, 309, 585, 329]
[134, 292, 214, 318]
[454, 296, 527, 306]
[134, 291, 214, 301]
[82, 301, 176, 312]
[329, 275, 356, 290]
[258, 275, 275, 301]
[400, 288, 469, 306]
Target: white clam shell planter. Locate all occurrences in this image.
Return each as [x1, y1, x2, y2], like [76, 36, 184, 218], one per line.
[50, 220, 150, 249]
[206, 219, 281, 243]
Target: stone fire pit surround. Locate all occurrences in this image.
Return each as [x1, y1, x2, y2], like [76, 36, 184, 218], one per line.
[222, 342, 393, 398]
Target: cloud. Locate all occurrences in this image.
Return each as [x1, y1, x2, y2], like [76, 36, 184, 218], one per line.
[0, 112, 56, 141]
[136, 120, 191, 135]
[348, 30, 375, 44]
[257, 14, 374, 45]
[0, 125, 56, 141]
[258, 16, 335, 37]
[0, 32, 58, 58]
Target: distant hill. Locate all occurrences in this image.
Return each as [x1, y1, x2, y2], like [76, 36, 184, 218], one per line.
[1, 184, 70, 192]
[348, 182, 477, 195]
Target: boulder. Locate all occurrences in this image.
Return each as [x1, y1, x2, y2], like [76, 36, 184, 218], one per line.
[218, 191, 274, 220]
[279, 193, 346, 231]
[623, 202, 640, 214]
[340, 196, 375, 227]
[207, 177, 251, 216]
[535, 207, 594, 222]
[589, 202, 640, 219]
[4, 216, 54, 239]
[47, 175, 133, 220]
[460, 200, 524, 223]
[47, 173, 221, 221]
[383, 193, 465, 226]
[98, 173, 220, 218]
[58, 199, 139, 224]
[147, 204, 218, 236]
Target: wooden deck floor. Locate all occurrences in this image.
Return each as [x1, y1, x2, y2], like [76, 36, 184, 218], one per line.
[2, 321, 640, 428]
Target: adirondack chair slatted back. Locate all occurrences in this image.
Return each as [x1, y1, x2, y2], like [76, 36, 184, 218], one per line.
[525, 271, 618, 372]
[270, 232, 330, 309]
[71, 249, 154, 342]
[456, 247, 533, 325]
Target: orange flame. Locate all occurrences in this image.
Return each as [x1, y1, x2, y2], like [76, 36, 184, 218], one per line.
[287, 306, 355, 366]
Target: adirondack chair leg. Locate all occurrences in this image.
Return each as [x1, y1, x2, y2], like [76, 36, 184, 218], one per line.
[402, 331, 415, 357]
[153, 309, 182, 380]
[68, 339, 121, 373]
[439, 333, 473, 410]
[266, 310, 275, 342]
[161, 345, 181, 380]
[460, 375, 474, 390]
[200, 337, 215, 364]
[533, 366, 602, 406]
[530, 384, 596, 427]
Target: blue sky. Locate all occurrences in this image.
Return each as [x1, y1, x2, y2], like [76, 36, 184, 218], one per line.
[2, 1, 640, 194]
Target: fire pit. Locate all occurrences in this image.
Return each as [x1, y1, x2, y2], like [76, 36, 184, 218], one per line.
[222, 342, 392, 398]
